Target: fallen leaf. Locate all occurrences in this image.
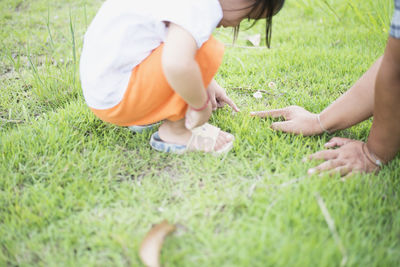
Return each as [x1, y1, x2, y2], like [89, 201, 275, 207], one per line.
[246, 34, 261, 47]
[139, 220, 176, 267]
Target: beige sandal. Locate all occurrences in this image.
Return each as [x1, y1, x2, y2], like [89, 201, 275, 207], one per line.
[186, 123, 234, 154]
[150, 123, 234, 154]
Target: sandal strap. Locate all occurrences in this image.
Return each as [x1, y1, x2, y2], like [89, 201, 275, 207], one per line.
[187, 123, 220, 152]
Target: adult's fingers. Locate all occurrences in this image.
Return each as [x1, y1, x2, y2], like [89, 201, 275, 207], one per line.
[307, 159, 345, 175]
[325, 165, 352, 177]
[324, 137, 354, 148]
[270, 121, 296, 133]
[341, 171, 357, 180]
[250, 108, 289, 119]
[307, 149, 338, 161]
[342, 170, 362, 180]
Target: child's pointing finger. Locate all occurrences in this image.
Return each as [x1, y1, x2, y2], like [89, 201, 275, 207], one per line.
[220, 95, 240, 112]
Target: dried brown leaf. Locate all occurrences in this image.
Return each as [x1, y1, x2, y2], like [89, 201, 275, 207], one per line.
[139, 220, 176, 267]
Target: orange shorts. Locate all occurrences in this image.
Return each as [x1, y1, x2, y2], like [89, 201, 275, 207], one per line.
[90, 36, 225, 126]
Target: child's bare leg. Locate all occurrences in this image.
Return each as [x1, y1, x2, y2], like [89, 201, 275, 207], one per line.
[158, 119, 233, 151]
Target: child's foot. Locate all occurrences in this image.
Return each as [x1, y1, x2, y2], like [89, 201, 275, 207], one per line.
[155, 119, 234, 153]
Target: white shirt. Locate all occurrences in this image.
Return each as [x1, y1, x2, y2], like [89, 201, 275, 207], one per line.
[80, 0, 223, 110]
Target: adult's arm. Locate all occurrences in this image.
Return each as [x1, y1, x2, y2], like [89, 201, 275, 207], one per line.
[306, 37, 400, 176]
[367, 37, 400, 163]
[251, 57, 382, 136]
[319, 57, 382, 133]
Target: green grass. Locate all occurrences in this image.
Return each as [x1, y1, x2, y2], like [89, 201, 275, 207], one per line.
[1, 0, 399, 266]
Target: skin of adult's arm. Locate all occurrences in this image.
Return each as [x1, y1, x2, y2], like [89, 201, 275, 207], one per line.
[367, 36, 400, 163]
[306, 37, 400, 177]
[251, 57, 382, 136]
[320, 56, 382, 133]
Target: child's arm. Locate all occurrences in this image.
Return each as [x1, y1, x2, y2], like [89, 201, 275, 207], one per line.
[162, 23, 211, 129]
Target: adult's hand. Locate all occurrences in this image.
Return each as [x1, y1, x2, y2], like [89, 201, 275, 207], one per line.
[306, 137, 380, 177]
[251, 105, 324, 136]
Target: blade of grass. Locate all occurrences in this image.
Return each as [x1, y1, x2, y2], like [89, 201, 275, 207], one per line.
[46, 5, 55, 50]
[69, 7, 77, 88]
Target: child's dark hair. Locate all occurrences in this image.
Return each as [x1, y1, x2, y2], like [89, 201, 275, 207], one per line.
[234, 0, 285, 48]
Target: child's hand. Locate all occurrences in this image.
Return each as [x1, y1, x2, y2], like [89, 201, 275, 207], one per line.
[208, 80, 240, 112]
[185, 101, 212, 130]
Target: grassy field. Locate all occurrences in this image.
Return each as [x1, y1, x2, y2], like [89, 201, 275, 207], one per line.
[1, 0, 399, 266]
